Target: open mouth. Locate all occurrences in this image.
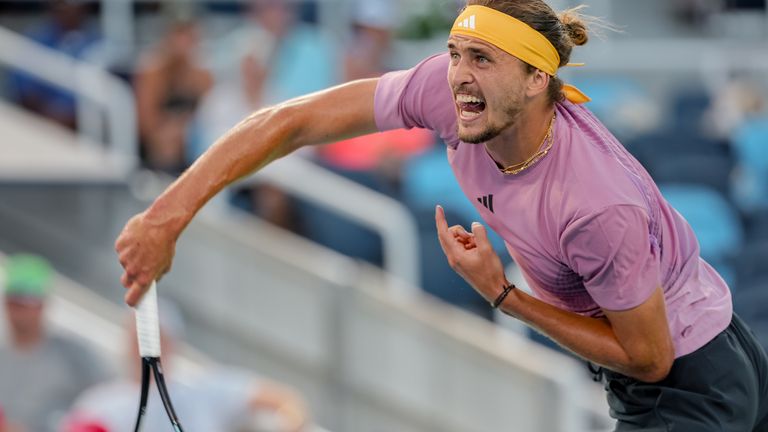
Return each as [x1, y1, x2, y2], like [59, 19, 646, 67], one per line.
[456, 94, 486, 120]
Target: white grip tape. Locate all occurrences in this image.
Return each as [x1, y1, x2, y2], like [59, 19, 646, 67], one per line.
[135, 281, 161, 357]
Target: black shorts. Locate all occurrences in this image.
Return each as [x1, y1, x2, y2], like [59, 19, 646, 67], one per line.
[596, 313, 768, 431]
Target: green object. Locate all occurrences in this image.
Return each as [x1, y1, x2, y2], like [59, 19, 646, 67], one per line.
[396, 1, 456, 40]
[3, 254, 53, 298]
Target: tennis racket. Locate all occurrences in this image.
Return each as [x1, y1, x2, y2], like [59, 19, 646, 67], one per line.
[133, 281, 185, 432]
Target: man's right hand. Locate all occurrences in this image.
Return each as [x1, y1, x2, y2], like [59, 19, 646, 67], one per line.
[115, 211, 178, 306]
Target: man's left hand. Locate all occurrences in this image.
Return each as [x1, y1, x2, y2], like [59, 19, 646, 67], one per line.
[435, 205, 508, 304]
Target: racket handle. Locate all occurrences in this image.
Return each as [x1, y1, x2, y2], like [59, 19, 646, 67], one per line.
[135, 281, 161, 358]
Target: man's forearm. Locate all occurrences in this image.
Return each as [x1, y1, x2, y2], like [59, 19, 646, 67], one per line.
[141, 78, 380, 239]
[499, 289, 665, 382]
[144, 104, 296, 235]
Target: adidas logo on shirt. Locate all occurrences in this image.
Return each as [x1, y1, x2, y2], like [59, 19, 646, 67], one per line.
[456, 15, 477, 30]
[477, 194, 494, 213]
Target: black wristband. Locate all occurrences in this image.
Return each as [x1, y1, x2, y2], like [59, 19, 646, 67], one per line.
[491, 283, 516, 309]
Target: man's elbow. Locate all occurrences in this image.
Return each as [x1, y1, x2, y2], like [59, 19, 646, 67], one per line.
[637, 359, 672, 383]
[633, 350, 674, 383]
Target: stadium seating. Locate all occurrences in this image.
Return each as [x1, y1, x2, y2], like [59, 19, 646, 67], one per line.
[731, 117, 768, 213]
[648, 153, 734, 197]
[733, 281, 768, 352]
[670, 86, 712, 130]
[735, 240, 768, 287]
[659, 184, 744, 286]
[745, 208, 768, 240]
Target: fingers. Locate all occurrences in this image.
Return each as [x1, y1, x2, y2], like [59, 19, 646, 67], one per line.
[437, 206, 472, 240]
[114, 231, 128, 252]
[449, 225, 477, 250]
[435, 205, 449, 233]
[114, 214, 140, 253]
[124, 281, 150, 307]
[437, 205, 477, 245]
[122, 269, 162, 306]
[117, 243, 156, 307]
[116, 229, 136, 289]
[117, 248, 140, 289]
[449, 224, 470, 239]
[120, 250, 154, 300]
[435, 205, 464, 253]
[121, 272, 133, 289]
[471, 222, 491, 250]
[435, 205, 451, 250]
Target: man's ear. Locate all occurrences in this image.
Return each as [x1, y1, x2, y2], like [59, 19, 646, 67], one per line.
[526, 69, 550, 98]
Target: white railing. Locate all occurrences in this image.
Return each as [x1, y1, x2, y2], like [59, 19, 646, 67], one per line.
[0, 25, 138, 165]
[245, 157, 421, 290]
[132, 164, 421, 291]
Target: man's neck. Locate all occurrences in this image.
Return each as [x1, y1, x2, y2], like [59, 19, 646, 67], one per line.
[485, 100, 555, 169]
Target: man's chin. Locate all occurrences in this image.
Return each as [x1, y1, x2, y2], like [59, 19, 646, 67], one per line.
[458, 127, 498, 144]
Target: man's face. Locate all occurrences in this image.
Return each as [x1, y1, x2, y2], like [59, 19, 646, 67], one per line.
[4, 297, 44, 340]
[447, 35, 529, 144]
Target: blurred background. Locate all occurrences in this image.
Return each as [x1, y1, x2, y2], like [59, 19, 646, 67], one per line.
[0, 0, 766, 431]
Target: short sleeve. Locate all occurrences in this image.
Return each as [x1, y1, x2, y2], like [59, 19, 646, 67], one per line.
[561, 205, 662, 311]
[374, 53, 459, 147]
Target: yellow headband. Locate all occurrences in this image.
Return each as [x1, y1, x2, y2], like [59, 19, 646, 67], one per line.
[450, 5, 590, 104]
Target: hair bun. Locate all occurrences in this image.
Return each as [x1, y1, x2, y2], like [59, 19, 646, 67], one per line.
[559, 8, 589, 46]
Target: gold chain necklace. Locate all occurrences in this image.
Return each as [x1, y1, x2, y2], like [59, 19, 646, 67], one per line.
[500, 112, 556, 175]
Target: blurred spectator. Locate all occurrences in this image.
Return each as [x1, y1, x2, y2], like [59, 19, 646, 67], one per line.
[65, 302, 308, 432]
[570, 77, 661, 141]
[192, 22, 274, 158]
[317, 0, 435, 193]
[222, 0, 340, 105]
[196, 0, 340, 231]
[135, 14, 212, 175]
[704, 73, 765, 140]
[343, 0, 397, 80]
[0, 254, 111, 432]
[301, 0, 435, 265]
[7, 0, 100, 129]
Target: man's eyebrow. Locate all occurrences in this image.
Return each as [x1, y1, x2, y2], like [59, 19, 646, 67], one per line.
[468, 46, 492, 56]
[446, 42, 493, 56]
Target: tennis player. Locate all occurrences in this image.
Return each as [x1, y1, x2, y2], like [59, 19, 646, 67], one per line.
[116, 1, 768, 429]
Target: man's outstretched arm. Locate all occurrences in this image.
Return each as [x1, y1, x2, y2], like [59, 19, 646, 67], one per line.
[116, 78, 380, 306]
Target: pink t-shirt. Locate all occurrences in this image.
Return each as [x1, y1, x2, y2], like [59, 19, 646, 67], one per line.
[374, 53, 732, 358]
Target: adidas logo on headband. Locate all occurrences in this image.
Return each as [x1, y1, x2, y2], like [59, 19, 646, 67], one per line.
[456, 14, 476, 30]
